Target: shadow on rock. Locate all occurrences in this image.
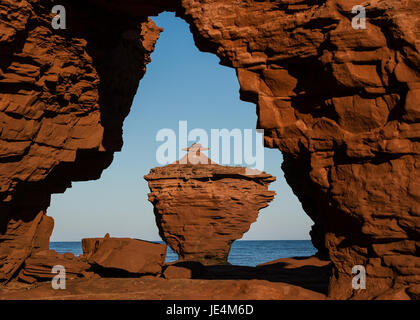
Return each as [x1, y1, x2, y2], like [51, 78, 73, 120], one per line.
[198, 256, 331, 295]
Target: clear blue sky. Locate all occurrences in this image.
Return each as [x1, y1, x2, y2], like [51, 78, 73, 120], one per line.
[48, 13, 313, 241]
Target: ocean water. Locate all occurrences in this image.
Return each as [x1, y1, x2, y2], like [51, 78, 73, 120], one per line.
[50, 240, 316, 267]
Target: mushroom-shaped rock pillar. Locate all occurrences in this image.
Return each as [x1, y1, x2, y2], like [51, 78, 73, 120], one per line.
[144, 144, 276, 265]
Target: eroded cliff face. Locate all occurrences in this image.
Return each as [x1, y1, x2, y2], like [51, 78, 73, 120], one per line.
[0, 0, 419, 299]
[0, 0, 163, 282]
[178, 0, 420, 300]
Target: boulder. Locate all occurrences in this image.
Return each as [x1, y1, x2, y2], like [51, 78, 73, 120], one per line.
[163, 261, 207, 280]
[83, 237, 166, 276]
[19, 250, 90, 283]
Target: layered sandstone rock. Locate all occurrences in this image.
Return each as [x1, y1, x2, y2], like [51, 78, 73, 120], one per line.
[0, 255, 330, 300]
[0, 0, 163, 282]
[178, 0, 420, 299]
[163, 265, 193, 280]
[0, 0, 419, 299]
[163, 261, 207, 280]
[18, 250, 90, 283]
[145, 160, 276, 265]
[0, 277, 327, 300]
[0, 212, 53, 282]
[82, 236, 167, 276]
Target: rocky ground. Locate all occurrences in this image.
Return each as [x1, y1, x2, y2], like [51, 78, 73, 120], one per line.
[0, 256, 330, 300]
[1, 0, 419, 299]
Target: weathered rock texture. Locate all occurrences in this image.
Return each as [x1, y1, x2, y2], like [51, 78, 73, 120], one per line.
[0, 0, 419, 299]
[145, 164, 276, 265]
[82, 237, 167, 276]
[0, 0, 163, 283]
[18, 250, 90, 283]
[163, 261, 207, 280]
[0, 256, 330, 300]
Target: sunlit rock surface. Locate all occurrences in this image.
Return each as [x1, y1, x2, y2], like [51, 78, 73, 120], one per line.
[0, 0, 419, 299]
[145, 146, 276, 265]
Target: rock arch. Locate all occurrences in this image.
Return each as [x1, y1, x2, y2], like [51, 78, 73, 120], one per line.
[0, 0, 419, 299]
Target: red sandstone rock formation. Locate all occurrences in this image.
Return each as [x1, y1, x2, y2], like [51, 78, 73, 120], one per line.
[0, 212, 53, 282]
[163, 265, 194, 280]
[0, 277, 327, 300]
[145, 153, 276, 265]
[0, 0, 163, 283]
[0, 256, 330, 300]
[82, 237, 167, 276]
[0, 0, 419, 299]
[163, 261, 207, 280]
[18, 250, 90, 283]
